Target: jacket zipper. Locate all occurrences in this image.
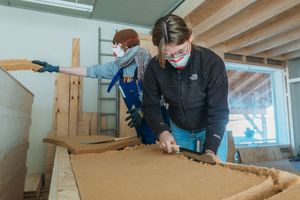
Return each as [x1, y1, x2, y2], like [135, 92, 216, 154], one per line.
[178, 70, 191, 130]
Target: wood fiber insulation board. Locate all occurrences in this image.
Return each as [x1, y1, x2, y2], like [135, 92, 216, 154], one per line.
[70, 145, 300, 200]
[269, 182, 300, 200]
[0, 59, 41, 71]
[43, 135, 141, 154]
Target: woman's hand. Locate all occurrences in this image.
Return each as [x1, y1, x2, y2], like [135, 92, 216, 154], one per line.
[158, 130, 176, 153]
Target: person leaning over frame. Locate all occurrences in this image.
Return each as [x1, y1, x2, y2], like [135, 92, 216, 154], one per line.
[142, 14, 230, 161]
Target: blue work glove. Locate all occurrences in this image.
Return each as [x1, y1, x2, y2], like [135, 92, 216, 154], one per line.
[125, 107, 143, 129]
[32, 60, 59, 73]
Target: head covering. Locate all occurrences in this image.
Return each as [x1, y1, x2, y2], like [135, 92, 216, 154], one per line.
[113, 29, 140, 48]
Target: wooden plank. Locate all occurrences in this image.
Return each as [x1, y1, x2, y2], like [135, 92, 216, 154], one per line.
[172, 0, 206, 18]
[226, 131, 235, 163]
[119, 93, 137, 138]
[234, 26, 300, 56]
[43, 135, 140, 155]
[56, 73, 70, 136]
[77, 112, 92, 135]
[197, 0, 299, 48]
[192, 0, 257, 36]
[255, 39, 300, 58]
[49, 146, 80, 200]
[24, 173, 43, 198]
[44, 132, 56, 189]
[223, 7, 300, 52]
[90, 112, 98, 135]
[0, 59, 41, 71]
[238, 146, 288, 164]
[274, 49, 300, 61]
[69, 38, 80, 136]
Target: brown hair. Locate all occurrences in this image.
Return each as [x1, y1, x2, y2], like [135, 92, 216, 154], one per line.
[113, 29, 140, 48]
[151, 14, 192, 67]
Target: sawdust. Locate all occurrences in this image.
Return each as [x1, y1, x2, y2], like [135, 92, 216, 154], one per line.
[70, 145, 291, 200]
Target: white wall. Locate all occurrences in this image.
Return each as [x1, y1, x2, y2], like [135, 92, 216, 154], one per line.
[0, 5, 150, 173]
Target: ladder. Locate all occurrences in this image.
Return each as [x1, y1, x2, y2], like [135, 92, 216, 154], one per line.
[97, 28, 119, 137]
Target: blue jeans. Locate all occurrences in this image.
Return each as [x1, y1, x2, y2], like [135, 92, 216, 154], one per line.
[170, 120, 228, 162]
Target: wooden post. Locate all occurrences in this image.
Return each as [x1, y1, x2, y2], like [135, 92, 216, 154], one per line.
[69, 38, 80, 136]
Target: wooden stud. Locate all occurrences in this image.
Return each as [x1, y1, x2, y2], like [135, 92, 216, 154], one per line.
[69, 38, 80, 136]
[56, 74, 70, 136]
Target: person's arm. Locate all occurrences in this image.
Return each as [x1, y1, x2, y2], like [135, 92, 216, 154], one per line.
[33, 60, 117, 79]
[203, 52, 230, 154]
[142, 60, 174, 152]
[59, 67, 87, 77]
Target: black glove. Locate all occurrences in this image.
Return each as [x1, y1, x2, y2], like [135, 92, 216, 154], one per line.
[32, 60, 59, 73]
[125, 107, 143, 129]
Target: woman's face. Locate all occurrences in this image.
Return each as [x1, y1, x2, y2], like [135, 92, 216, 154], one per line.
[162, 41, 191, 60]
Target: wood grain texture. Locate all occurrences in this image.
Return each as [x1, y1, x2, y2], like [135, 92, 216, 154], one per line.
[0, 59, 41, 71]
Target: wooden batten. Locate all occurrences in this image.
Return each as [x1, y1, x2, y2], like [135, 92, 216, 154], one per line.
[49, 147, 80, 200]
[56, 73, 70, 136]
[69, 38, 80, 136]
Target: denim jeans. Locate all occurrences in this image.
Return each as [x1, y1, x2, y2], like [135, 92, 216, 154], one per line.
[170, 120, 228, 162]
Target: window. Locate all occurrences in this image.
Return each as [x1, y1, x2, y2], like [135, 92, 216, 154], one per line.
[226, 62, 289, 147]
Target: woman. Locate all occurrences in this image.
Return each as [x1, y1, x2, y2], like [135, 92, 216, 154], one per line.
[33, 29, 157, 144]
[142, 14, 229, 161]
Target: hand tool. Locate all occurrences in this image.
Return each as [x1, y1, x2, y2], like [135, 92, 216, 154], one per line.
[171, 144, 217, 165]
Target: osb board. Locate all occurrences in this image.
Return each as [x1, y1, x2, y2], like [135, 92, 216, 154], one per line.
[43, 135, 141, 154]
[70, 145, 300, 200]
[0, 59, 41, 71]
